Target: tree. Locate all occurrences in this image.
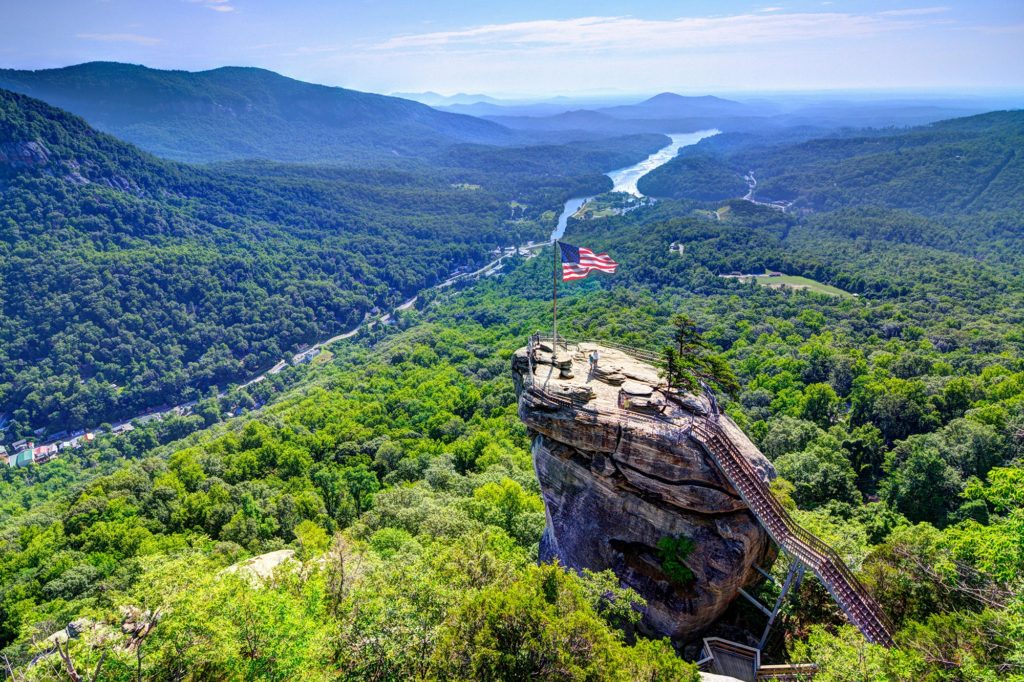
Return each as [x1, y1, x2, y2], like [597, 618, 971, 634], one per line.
[881, 444, 962, 526]
[850, 376, 935, 443]
[776, 436, 860, 509]
[429, 563, 696, 681]
[293, 520, 329, 559]
[655, 536, 696, 585]
[342, 464, 380, 516]
[760, 416, 825, 460]
[800, 383, 841, 428]
[467, 478, 545, 546]
[843, 424, 886, 494]
[663, 314, 740, 398]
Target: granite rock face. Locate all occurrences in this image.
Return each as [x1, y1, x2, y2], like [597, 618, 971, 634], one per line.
[513, 343, 777, 639]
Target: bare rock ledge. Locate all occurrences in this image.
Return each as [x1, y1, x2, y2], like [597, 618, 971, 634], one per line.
[513, 343, 777, 639]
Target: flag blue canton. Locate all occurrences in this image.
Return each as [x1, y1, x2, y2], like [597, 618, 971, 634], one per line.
[559, 241, 581, 264]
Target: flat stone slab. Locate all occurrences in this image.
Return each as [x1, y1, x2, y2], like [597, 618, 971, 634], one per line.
[621, 380, 654, 396]
[621, 394, 667, 414]
[548, 383, 595, 403]
[622, 365, 661, 384]
[593, 365, 626, 385]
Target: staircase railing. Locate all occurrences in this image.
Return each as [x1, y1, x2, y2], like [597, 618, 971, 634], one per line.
[529, 332, 663, 365]
[689, 419, 895, 647]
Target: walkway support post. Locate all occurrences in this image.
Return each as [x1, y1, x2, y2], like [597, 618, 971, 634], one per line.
[758, 560, 805, 650]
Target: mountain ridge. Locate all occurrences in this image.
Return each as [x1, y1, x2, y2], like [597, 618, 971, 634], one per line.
[0, 62, 517, 163]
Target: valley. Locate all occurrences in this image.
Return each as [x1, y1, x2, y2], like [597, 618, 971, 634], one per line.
[31, 127, 714, 455]
[0, 38, 1022, 682]
[554, 129, 717, 238]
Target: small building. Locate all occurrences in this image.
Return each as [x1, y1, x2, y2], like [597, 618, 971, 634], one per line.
[33, 444, 58, 464]
[13, 450, 34, 468]
[12, 439, 29, 451]
[291, 348, 319, 365]
[112, 423, 135, 435]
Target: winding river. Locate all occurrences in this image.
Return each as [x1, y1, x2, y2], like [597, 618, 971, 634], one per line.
[63, 129, 719, 449]
[551, 129, 719, 241]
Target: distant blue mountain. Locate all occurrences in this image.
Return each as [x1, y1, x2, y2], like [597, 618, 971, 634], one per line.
[391, 91, 502, 107]
[597, 93, 750, 120]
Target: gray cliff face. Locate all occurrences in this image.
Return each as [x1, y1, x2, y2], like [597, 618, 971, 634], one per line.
[513, 343, 777, 639]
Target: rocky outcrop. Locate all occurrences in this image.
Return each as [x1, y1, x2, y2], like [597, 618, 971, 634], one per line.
[222, 549, 297, 583]
[0, 140, 145, 195]
[0, 140, 51, 168]
[513, 342, 776, 639]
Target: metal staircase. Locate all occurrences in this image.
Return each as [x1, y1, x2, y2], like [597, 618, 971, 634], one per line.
[690, 419, 895, 647]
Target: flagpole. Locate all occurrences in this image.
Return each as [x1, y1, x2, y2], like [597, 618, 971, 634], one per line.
[552, 240, 558, 360]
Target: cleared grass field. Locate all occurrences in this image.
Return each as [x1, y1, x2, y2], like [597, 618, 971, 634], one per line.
[755, 275, 853, 297]
[722, 273, 854, 298]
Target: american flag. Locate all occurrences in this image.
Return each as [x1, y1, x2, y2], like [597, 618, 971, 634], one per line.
[559, 241, 618, 281]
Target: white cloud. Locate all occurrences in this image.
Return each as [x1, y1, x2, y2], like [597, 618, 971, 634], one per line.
[759, 7, 785, 12]
[373, 10, 944, 55]
[76, 32, 163, 46]
[189, 0, 235, 13]
[878, 7, 951, 16]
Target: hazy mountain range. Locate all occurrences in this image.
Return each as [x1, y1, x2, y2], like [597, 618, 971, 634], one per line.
[0, 62, 1015, 167]
[0, 62, 519, 163]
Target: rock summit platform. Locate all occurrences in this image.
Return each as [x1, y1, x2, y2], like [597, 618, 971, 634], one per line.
[512, 338, 777, 639]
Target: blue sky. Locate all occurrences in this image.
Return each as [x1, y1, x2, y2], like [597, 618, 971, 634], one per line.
[1, 1, 1021, 96]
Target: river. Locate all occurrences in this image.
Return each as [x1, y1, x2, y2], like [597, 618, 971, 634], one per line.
[550, 129, 719, 241]
[48, 130, 718, 451]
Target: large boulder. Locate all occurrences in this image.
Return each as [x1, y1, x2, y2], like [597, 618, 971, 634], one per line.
[513, 343, 776, 639]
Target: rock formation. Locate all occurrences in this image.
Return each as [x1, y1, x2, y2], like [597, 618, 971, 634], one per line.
[513, 341, 777, 639]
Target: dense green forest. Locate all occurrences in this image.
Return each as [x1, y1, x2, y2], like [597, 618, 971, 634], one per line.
[639, 111, 1024, 215]
[0, 89, 664, 436]
[0, 62, 521, 163]
[1, 88, 1023, 680]
[3, 182, 1023, 678]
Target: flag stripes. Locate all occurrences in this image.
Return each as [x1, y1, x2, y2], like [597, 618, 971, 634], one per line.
[559, 241, 618, 281]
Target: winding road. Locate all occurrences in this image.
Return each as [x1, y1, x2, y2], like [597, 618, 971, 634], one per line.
[46, 130, 720, 447]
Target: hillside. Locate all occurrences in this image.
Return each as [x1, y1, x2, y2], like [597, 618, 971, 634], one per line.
[0, 62, 518, 163]
[1, 74, 1023, 682]
[1, 153, 1023, 678]
[638, 111, 1024, 216]
[0, 89, 662, 436]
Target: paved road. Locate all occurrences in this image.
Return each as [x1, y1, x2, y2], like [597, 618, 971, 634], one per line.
[61, 243, 547, 443]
